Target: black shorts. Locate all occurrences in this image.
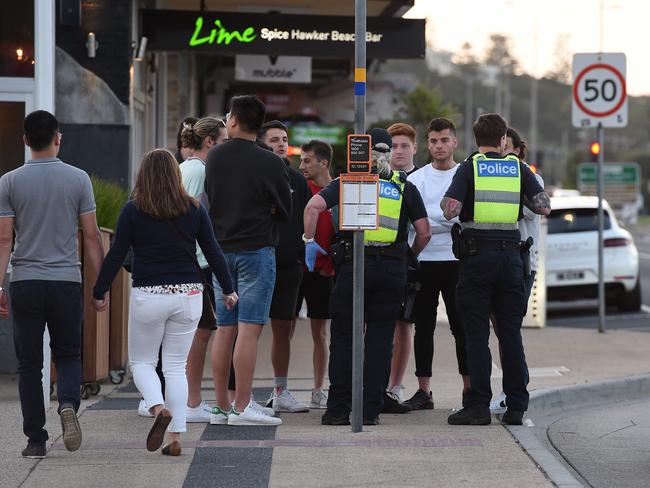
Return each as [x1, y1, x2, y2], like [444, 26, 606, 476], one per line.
[198, 267, 217, 331]
[297, 271, 333, 320]
[269, 262, 304, 320]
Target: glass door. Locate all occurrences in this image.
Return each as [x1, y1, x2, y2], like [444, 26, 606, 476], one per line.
[0, 92, 33, 175]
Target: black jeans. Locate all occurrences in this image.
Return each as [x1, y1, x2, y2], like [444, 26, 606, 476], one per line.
[413, 261, 468, 377]
[11, 280, 83, 444]
[328, 255, 406, 419]
[456, 250, 529, 411]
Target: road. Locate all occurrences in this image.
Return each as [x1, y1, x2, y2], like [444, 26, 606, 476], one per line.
[545, 397, 650, 488]
[546, 223, 650, 331]
[633, 225, 650, 308]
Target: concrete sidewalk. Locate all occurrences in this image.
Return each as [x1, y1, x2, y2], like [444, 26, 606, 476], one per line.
[2, 317, 649, 488]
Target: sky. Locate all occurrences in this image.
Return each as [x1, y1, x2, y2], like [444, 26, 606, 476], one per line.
[405, 0, 649, 96]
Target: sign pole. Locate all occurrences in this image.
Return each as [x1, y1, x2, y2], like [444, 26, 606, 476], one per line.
[597, 122, 606, 333]
[351, 0, 366, 433]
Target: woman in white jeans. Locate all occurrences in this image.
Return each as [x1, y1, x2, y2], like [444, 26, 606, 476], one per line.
[93, 149, 237, 456]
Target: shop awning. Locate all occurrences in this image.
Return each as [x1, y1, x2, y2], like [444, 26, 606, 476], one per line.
[141, 9, 425, 59]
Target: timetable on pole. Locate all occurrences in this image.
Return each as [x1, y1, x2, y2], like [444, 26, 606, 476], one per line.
[339, 174, 379, 230]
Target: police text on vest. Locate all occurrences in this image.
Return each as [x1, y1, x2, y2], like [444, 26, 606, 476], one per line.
[379, 181, 401, 200]
[477, 160, 519, 177]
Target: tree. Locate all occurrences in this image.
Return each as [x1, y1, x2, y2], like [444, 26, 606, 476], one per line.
[484, 34, 518, 73]
[395, 85, 459, 161]
[397, 85, 458, 128]
[454, 41, 479, 78]
[545, 34, 572, 84]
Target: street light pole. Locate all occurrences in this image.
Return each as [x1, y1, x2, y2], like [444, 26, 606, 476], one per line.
[352, 0, 366, 433]
[597, 122, 606, 333]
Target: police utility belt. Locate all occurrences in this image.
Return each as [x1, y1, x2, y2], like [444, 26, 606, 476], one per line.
[330, 240, 406, 266]
[451, 223, 534, 276]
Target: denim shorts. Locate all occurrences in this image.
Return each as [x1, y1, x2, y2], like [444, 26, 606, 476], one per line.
[212, 246, 276, 326]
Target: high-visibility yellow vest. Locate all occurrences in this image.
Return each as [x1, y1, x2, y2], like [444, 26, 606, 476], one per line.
[365, 171, 405, 244]
[472, 153, 521, 224]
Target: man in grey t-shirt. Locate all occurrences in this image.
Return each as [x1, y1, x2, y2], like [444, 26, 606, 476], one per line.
[0, 111, 107, 459]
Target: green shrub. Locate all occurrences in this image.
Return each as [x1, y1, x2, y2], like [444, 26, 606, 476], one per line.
[90, 175, 129, 230]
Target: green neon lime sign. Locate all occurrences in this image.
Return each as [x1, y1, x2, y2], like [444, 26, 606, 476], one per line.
[189, 16, 256, 47]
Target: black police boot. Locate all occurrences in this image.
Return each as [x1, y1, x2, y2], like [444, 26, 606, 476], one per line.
[363, 416, 380, 426]
[404, 389, 434, 410]
[381, 392, 412, 414]
[502, 409, 524, 426]
[321, 410, 350, 426]
[447, 405, 491, 425]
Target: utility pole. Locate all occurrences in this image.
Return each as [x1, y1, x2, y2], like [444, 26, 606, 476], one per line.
[351, 0, 366, 433]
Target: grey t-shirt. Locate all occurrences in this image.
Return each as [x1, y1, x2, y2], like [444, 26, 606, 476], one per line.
[0, 158, 96, 282]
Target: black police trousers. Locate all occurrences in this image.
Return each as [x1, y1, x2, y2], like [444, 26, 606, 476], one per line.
[327, 255, 406, 419]
[456, 249, 530, 411]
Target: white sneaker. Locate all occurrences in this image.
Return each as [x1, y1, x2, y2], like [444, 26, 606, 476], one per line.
[490, 392, 507, 413]
[210, 406, 230, 425]
[249, 400, 276, 417]
[186, 401, 212, 423]
[389, 385, 406, 403]
[310, 389, 328, 409]
[271, 389, 309, 413]
[138, 399, 154, 418]
[228, 402, 282, 426]
[233, 397, 275, 417]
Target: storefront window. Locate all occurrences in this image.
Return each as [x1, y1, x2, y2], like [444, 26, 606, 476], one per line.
[0, 102, 26, 174]
[0, 3, 34, 77]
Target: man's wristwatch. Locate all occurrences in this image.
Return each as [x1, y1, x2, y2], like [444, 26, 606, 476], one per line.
[302, 233, 315, 244]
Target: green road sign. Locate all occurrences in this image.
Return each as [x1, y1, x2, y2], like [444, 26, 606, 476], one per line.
[577, 162, 640, 205]
[289, 124, 347, 146]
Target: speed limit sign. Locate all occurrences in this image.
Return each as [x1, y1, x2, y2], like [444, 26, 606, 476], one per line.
[572, 53, 627, 128]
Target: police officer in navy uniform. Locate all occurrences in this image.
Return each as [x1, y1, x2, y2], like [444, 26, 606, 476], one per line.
[441, 114, 551, 426]
[303, 128, 431, 425]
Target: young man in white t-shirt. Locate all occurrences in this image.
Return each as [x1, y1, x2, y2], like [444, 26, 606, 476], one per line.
[404, 118, 470, 410]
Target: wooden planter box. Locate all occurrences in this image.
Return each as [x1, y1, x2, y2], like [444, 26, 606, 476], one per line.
[81, 229, 111, 383]
[109, 267, 130, 372]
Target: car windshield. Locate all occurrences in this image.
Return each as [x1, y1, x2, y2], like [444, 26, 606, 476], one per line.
[548, 208, 612, 234]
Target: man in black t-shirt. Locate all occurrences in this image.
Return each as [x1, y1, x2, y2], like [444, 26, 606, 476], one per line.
[441, 113, 550, 427]
[258, 120, 312, 414]
[303, 131, 431, 425]
[205, 95, 292, 426]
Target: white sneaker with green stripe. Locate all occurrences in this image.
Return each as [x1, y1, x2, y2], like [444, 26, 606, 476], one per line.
[228, 401, 282, 426]
[210, 406, 230, 425]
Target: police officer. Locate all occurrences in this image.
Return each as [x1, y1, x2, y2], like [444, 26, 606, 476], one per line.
[303, 128, 431, 425]
[441, 114, 550, 426]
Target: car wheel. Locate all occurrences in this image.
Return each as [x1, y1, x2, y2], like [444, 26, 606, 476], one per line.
[618, 279, 641, 312]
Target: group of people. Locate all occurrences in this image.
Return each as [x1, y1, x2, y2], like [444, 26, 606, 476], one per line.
[0, 93, 550, 460]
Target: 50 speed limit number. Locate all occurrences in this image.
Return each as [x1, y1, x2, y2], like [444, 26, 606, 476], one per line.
[572, 53, 627, 129]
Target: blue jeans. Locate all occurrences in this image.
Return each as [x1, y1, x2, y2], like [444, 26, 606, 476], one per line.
[213, 247, 276, 325]
[11, 280, 82, 444]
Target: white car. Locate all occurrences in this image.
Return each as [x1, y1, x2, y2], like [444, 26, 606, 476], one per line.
[546, 196, 641, 312]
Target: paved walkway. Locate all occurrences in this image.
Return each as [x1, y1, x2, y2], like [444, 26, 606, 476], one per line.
[2, 317, 649, 488]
